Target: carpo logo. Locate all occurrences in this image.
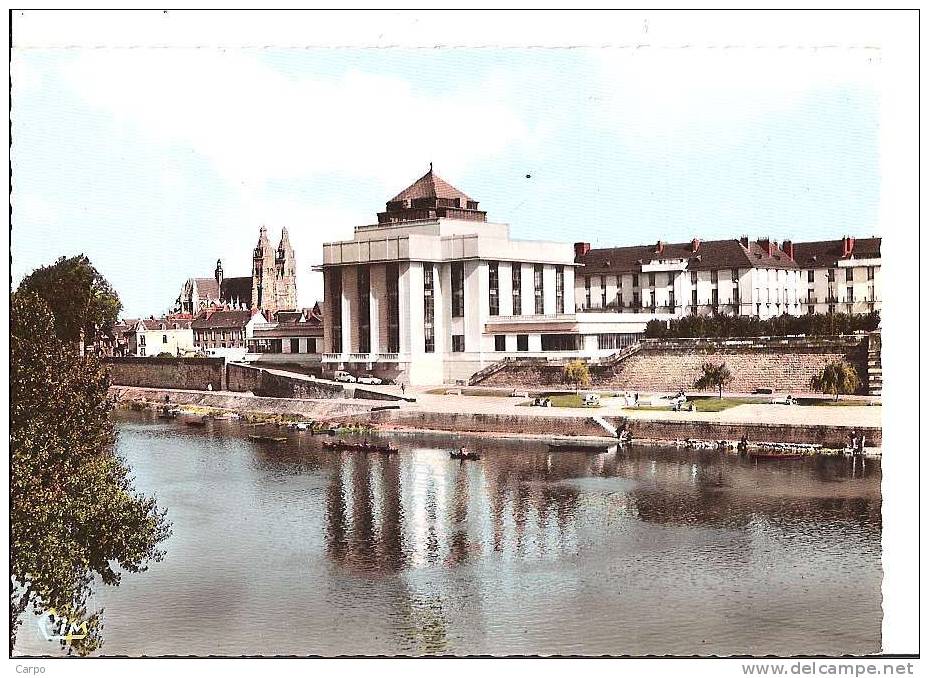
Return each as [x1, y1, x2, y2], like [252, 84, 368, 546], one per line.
[36, 608, 89, 642]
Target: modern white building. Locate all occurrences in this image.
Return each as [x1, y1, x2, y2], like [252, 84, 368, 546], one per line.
[318, 170, 666, 385]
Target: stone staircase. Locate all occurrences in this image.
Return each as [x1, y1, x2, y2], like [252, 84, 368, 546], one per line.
[599, 342, 642, 368]
[866, 332, 882, 397]
[589, 415, 617, 437]
[468, 357, 516, 386]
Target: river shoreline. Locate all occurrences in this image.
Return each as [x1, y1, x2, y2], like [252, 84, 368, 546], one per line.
[111, 385, 882, 456]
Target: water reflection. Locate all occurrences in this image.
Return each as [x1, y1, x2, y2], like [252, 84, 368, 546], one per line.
[15, 412, 881, 657]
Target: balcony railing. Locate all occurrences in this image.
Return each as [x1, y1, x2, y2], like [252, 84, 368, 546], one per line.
[322, 352, 409, 363]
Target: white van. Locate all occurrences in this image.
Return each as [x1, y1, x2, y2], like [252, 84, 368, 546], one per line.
[334, 370, 356, 383]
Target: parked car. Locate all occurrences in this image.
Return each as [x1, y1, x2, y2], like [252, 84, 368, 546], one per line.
[334, 370, 356, 383]
[770, 394, 798, 405]
[357, 375, 383, 385]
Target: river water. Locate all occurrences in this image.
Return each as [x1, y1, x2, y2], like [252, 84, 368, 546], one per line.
[16, 411, 882, 657]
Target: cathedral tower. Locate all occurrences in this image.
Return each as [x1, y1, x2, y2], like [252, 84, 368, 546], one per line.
[275, 227, 298, 313]
[252, 225, 277, 316]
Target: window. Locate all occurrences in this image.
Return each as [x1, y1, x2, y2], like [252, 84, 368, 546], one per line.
[711, 289, 719, 307]
[691, 289, 697, 307]
[541, 334, 579, 351]
[867, 266, 875, 281]
[669, 291, 675, 310]
[140, 347, 145, 356]
[648, 272, 655, 287]
[162, 334, 168, 344]
[555, 265, 564, 313]
[808, 306, 814, 315]
[732, 269, 739, 282]
[632, 292, 640, 308]
[451, 262, 465, 318]
[451, 335, 465, 352]
[667, 273, 674, 287]
[516, 335, 528, 351]
[511, 265, 522, 315]
[584, 276, 591, 308]
[846, 286, 854, 302]
[386, 263, 400, 353]
[140, 335, 146, 346]
[488, 261, 499, 316]
[424, 264, 435, 353]
[808, 269, 815, 283]
[733, 289, 740, 305]
[357, 266, 370, 353]
[828, 268, 836, 282]
[632, 274, 639, 288]
[597, 333, 638, 350]
[291, 338, 300, 354]
[846, 268, 854, 282]
[494, 335, 506, 352]
[690, 270, 697, 284]
[533, 264, 544, 314]
[601, 280, 607, 309]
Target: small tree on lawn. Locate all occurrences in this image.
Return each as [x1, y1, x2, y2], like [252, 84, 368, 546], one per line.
[563, 360, 591, 393]
[693, 361, 733, 399]
[810, 360, 861, 401]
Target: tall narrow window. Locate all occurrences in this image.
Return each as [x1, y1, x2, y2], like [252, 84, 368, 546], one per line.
[690, 270, 697, 284]
[451, 335, 465, 352]
[329, 268, 342, 353]
[386, 263, 399, 353]
[423, 264, 435, 353]
[534, 264, 544, 314]
[555, 265, 564, 313]
[488, 261, 499, 316]
[600, 278, 607, 309]
[632, 273, 639, 288]
[357, 266, 370, 354]
[451, 262, 465, 318]
[846, 268, 854, 282]
[711, 270, 718, 284]
[584, 275, 591, 309]
[867, 266, 875, 281]
[808, 269, 815, 283]
[648, 272, 655, 287]
[512, 265, 522, 315]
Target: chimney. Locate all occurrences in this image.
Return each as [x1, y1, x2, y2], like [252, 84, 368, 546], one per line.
[655, 240, 665, 255]
[574, 242, 591, 258]
[842, 235, 855, 257]
[782, 239, 795, 260]
[739, 235, 749, 249]
[758, 238, 774, 257]
[691, 238, 701, 253]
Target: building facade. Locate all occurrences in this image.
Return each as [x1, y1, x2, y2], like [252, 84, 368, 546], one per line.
[125, 317, 195, 357]
[191, 308, 268, 360]
[792, 237, 881, 315]
[319, 169, 598, 384]
[573, 237, 806, 320]
[176, 226, 297, 319]
[247, 303, 324, 366]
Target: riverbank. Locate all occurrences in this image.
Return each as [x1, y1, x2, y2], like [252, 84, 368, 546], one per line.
[111, 386, 881, 455]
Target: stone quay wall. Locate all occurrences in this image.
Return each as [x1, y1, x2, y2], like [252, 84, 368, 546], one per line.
[104, 357, 226, 391]
[226, 363, 343, 399]
[478, 336, 870, 394]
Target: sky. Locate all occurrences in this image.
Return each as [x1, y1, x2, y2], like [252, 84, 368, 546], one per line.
[11, 14, 883, 318]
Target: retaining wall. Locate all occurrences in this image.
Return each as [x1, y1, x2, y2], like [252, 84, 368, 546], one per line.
[479, 336, 870, 394]
[105, 357, 226, 391]
[226, 363, 343, 399]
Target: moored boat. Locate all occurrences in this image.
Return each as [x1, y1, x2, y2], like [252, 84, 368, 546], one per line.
[323, 441, 397, 453]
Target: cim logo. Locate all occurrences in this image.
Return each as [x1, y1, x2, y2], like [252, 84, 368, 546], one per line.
[36, 608, 88, 643]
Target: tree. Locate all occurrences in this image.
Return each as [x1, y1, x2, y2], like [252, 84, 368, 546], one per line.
[17, 255, 122, 354]
[156, 351, 174, 358]
[563, 360, 591, 392]
[693, 361, 733, 398]
[810, 360, 862, 401]
[10, 290, 170, 655]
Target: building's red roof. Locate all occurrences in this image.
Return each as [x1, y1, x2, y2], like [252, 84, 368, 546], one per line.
[191, 309, 258, 329]
[192, 276, 253, 306]
[792, 237, 881, 268]
[390, 169, 474, 203]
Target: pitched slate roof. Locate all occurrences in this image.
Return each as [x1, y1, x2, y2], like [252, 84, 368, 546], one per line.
[134, 317, 193, 331]
[191, 309, 257, 330]
[192, 276, 253, 305]
[792, 237, 881, 268]
[576, 239, 798, 274]
[391, 169, 474, 203]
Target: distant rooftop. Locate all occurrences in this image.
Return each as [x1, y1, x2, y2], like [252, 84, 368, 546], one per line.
[378, 166, 486, 225]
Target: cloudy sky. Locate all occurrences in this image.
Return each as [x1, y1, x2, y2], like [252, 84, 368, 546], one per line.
[12, 12, 884, 317]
